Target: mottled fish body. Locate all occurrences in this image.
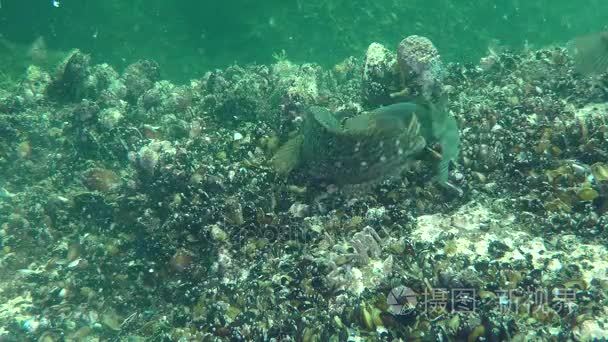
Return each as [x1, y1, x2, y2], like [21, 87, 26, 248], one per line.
[352, 99, 459, 184]
[271, 99, 459, 186]
[300, 105, 425, 185]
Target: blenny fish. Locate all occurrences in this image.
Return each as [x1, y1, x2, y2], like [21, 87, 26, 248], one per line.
[271, 99, 459, 186]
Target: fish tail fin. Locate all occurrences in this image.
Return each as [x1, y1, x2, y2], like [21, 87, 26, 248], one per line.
[569, 32, 608, 76]
[270, 135, 303, 176]
[430, 93, 449, 123]
[429, 94, 459, 185]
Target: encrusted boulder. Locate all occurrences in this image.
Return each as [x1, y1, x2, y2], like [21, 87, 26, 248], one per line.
[361, 42, 399, 106]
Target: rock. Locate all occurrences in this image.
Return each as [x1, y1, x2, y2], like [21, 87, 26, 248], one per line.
[361, 42, 399, 105]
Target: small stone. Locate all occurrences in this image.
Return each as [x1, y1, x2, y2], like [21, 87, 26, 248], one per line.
[288, 202, 310, 218]
[453, 171, 464, 182]
[210, 225, 228, 242]
[99, 107, 124, 129]
[365, 207, 386, 222]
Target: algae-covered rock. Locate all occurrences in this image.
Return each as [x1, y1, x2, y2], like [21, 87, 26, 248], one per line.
[46, 49, 91, 102]
[361, 42, 399, 106]
[201, 65, 272, 123]
[396, 35, 445, 101]
[122, 59, 161, 103]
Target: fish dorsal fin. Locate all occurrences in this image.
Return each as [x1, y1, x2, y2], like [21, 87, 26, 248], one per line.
[344, 102, 419, 136]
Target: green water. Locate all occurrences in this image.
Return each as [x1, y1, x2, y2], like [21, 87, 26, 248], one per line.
[1, 0, 607, 81]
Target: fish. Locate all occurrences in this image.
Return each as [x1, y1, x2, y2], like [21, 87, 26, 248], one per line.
[568, 31, 608, 77]
[0, 187, 16, 199]
[0, 35, 66, 71]
[271, 98, 459, 186]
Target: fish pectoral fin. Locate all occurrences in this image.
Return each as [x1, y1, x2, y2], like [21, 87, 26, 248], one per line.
[425, 146, 443, 160]
[343, 113, 374, 133]
[270, 135, 304, 176]
[310, 106, 342, 132]
[439, 180, 464, 197]
[406, 113, 421, 137]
